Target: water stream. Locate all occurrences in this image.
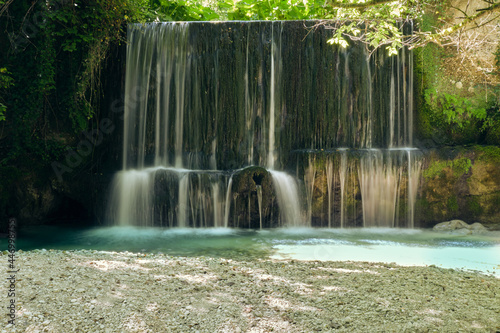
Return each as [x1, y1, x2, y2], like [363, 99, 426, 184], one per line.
[6, 226, 499, 276]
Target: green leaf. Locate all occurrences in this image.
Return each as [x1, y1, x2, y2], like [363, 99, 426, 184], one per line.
[0, 103, 6, 121]
[328, 37, 348, 48]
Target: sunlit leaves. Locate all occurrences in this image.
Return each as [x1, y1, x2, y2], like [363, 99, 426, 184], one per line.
[327, 22, 359, 48]
[220, 0, 331, 21]
[205, 0, 417, 56]
[328, 36, 349, 48]
[124, 0, 427, 56]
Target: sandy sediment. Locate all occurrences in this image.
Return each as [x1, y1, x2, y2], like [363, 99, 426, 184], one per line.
[2, 250, 500, 332]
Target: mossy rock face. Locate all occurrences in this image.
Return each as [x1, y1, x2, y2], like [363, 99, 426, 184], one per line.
[310, 168, 328, 222]
[468, 161, 500, 195]
[418, 146, 500, 230]
[472, 193, 500, 230]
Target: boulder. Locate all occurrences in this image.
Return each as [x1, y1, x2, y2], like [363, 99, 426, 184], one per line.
[469, 222, 488, 234]
[433, 220, 488, 234]
[433, 219, 469, 231]
[451, 228, 472, 235]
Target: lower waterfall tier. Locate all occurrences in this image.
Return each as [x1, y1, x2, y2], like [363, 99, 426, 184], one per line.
[107, 149, 422, 228]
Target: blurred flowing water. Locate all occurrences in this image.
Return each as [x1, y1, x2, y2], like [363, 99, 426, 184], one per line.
[107, 21, 422, 229]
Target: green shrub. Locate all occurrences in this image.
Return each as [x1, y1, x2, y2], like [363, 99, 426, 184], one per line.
[424, 89, 487, 129]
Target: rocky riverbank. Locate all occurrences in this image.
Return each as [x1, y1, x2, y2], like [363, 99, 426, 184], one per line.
[2, 250, 499, 332]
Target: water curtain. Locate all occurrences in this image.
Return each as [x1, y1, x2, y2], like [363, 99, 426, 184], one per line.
[107, 21, 421, 228]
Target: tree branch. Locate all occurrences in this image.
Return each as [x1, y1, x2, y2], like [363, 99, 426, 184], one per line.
[0, 0, 15, 17]
[429, 2, 500, 41]
[466, 13, 500, 30]
[449, 5, 468, 18]
[326, 0, 397, 9]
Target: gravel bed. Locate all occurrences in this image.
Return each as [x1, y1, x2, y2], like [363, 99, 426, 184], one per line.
[2, 250, 500, 332]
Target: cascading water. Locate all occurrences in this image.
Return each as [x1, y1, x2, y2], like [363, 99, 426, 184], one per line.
[265, 22, 304, 227]
[269, 170, 303, 227]
[107, 20, 421, 228]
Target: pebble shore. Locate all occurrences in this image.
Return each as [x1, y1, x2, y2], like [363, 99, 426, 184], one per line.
[3, 249, 500, 332]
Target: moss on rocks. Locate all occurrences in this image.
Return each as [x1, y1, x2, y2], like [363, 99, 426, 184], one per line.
[418, 146, 500, 230]
[231, 166, 277, 228]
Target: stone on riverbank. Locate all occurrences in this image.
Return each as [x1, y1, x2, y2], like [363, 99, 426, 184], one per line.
[433, 219, 488, 234]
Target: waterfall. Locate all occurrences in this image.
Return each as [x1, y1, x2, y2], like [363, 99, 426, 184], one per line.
[326, 158, 334, 228]
[407, 149, 422, 228]
[177, 172, 189, 227]
[359, 150, 401, 228]
[269, 170, 303, 227]
[108, 169, 152, 226]
[267, 23, 278, 170]
[107, 21, 421, 228]
[389, 67, 395, 148]
[304, 157, 317, 225]
[223, 176, 233, 228]
[339, 149, 348, 228]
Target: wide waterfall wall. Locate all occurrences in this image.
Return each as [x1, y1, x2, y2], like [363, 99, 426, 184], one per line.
[107, 21, 421, 228]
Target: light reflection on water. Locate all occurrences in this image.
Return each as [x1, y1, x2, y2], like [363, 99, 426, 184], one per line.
[3, 226, 499, 276]
[268, 228, 500, 276]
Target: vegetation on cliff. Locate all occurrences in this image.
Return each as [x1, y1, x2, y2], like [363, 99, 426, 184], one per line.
[414, 1, 500, 146]
[418, 146, 500, 229]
